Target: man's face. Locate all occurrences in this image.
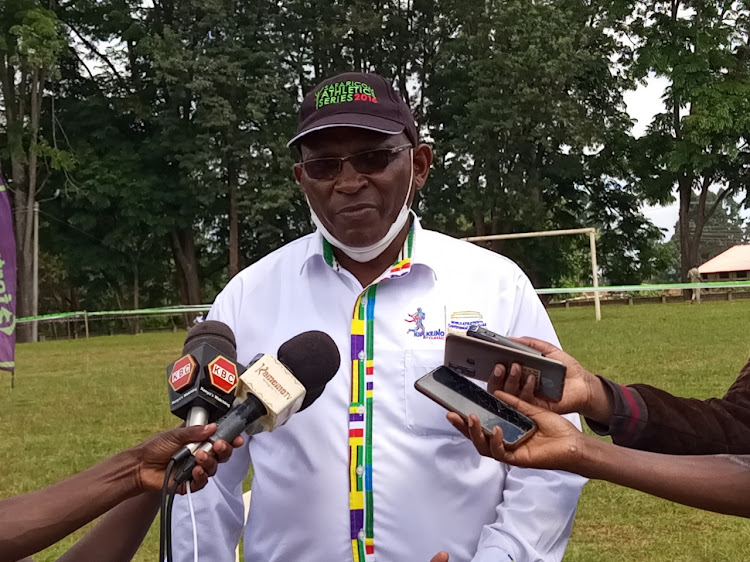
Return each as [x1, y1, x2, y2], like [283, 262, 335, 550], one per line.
[294, 127, 426, 248]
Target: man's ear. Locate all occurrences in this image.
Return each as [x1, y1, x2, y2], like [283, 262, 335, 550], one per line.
[293, 163, 303, 184]
[412, 144, 433, 191]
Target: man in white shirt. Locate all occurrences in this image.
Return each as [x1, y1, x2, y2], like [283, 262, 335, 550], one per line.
[171, 71, 585, 562]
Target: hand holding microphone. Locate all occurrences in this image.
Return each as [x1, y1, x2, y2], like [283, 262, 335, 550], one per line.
[161, 323, 341, 562]
[135, 424, 244, 495]
[0, 323, 252, 562]
[165, 320, 253, 482]
[172, 329, 341, 484]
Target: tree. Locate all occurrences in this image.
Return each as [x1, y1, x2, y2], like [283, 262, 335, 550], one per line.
[7, 0, 700, 324]
[420, 0, 662, 287]
[630, 0, 750, 280]
[668, 190, 749, 266]
[0, 0, 67, 340]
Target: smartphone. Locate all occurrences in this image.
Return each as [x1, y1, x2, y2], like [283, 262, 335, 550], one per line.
[414, 365, 536, 448]
[444, 332, 566, 402]
[466, 325, 544, 356]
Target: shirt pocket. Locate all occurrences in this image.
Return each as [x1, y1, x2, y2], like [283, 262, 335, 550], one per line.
[403, 347, 464, 439]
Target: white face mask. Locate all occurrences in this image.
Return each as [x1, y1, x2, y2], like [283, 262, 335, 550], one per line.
[308, 149, 414, 263]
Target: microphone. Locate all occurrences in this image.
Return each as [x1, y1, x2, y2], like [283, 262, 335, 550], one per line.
[167, 321, 244, 426]
[172, 330, 340, 484]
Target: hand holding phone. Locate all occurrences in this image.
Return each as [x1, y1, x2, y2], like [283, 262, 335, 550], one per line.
[414, 366, 537, 448]
[446, 389, 587, 472]
[446, 330, 567, 402]
[487, 335, 616, 424]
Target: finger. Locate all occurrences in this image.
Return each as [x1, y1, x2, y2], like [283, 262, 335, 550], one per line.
[504, 362, 523, 395]
[488, 426, 510, 462]
[195, 450, 218, 477]
[512, 336, 561, 355]
[487, 363, 506, 394]
[518, 373, 537, 403]
[231, 435, 245, 449]
[212, 440, 234, 464]
[191, 466, 208, 492]
[430, 551, 449, 562]
[493, 390, 547, 417]
[446, 412, 471, 439]
[468, 414, 491, 457]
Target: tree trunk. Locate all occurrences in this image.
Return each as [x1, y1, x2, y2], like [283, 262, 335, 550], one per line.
[133, 259, 140, 334]
[4, 64, 44, 342]
[228, 158, 240, 278]
[13, 187, 34, 342]
[170, 228, 201, 306]
[678, 174, 698, 299]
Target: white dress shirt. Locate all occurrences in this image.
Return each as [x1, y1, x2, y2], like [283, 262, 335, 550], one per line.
[171, 217, 585, 562]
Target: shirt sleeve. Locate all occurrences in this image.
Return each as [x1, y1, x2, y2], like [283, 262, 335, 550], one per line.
[584, 376, 648, 443]
[169, 282, 253, 562]
[472, 272, 585, 562]
[587, 359, 750, 455]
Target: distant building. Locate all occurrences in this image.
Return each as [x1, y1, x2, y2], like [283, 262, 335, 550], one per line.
[698, 245, 750, 281]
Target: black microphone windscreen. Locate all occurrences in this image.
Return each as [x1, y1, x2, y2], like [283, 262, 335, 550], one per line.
[182, 320, 237, 360]
[277, 331, 340, 411]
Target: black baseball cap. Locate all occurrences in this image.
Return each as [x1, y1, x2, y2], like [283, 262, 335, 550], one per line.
[287, 72, 419, 148]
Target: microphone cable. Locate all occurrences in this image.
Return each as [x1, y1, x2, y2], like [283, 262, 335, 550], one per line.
[185, 480, 199, 562]
[159, 459, 176, 561]
[165, 478, 179, 562]
[160, 457, 200, 562]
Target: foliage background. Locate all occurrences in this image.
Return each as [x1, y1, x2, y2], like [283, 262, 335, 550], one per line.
[3, 1, 749, 331]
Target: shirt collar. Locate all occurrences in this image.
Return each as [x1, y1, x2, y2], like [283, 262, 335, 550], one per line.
[299, 211, 438, 279]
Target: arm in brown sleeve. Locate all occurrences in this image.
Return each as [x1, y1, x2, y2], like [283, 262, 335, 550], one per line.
[586, 358, 750, 455]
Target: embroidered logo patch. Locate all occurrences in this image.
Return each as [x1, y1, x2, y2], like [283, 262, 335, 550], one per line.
[405, 307, 445, 340]
[315, 80, 378, 109]
[447, 310, 486, 335]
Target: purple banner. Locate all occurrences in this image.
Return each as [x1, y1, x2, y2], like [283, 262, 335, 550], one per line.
[0, 172, 16, 372]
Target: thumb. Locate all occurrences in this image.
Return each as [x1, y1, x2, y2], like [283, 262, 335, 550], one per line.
[492, 390, 546, 418]
[430, 552, 449, 562]
[512, 336, 560, 355]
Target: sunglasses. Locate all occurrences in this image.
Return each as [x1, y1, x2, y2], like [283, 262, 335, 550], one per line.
[299, 144, 412, 180]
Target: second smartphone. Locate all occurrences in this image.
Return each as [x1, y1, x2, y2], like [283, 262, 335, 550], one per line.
[415, 365, 537, 448]
[444, 329, 566, 402]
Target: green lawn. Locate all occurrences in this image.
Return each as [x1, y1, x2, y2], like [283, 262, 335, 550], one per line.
[2, 300, 749, 561]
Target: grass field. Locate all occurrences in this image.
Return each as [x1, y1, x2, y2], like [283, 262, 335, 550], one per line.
[2, 300, 750, 561]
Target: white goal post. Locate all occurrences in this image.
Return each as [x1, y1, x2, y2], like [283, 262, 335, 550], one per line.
[462, 227, 601, 321]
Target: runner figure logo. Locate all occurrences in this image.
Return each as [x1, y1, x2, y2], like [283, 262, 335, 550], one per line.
[405, 307, 445, 340]
[405, 307, 426, 337]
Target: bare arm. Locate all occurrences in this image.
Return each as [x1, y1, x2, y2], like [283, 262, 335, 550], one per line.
[449, 392, 750, 518]
[0, 425, 240, 561]
[576, 437, 750, 517]
[0, 447, 142, 562]
[56, 493, 160, 562]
